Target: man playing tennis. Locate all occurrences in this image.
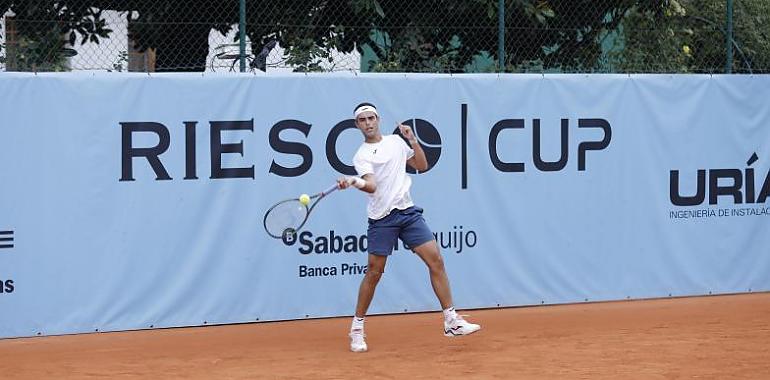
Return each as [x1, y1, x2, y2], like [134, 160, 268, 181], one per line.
[337, 102, 480, 353]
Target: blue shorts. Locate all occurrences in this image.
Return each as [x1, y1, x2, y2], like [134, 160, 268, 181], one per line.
[367, 206, 434, 256]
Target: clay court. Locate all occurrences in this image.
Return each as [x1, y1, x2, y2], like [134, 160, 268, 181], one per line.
[1, 292, 768, 379]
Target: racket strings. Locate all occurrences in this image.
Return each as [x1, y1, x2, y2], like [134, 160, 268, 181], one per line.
[264, 201, 307, 237]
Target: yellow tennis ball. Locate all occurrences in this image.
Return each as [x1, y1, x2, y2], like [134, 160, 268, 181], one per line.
[299, 194, 310, 205]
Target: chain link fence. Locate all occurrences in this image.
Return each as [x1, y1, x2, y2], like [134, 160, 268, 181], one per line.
[1, 0, 768, 74]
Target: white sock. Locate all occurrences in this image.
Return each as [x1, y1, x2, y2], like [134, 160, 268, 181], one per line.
[443, 307, 458, 322]
[351, 316, 365, 331]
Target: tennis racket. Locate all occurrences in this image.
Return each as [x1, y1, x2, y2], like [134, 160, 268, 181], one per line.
[263, 183, 339, 244]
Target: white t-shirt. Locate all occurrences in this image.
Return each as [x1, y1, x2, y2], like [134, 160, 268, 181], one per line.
[353, 134, 415, 220]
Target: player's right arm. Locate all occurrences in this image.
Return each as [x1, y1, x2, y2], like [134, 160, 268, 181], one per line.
[337, 174, 375, 193]
[339, 149, 376, 193]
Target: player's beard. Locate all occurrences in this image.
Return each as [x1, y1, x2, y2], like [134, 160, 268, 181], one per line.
[362, 124, 381, 142]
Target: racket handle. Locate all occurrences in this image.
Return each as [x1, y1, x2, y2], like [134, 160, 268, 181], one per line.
[323, 183, 339, 195]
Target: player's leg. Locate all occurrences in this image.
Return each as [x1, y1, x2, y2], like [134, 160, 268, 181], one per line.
[397, 207, 453, 308]
[354, 253, 388, 317]
[411, 240, 480, 336]
[349, 253, 387, 353]
[401, 207, 481, 337]
[355, 220, 398, 316]
[411, 240, 452, 308]
[349, 219, 398, 352]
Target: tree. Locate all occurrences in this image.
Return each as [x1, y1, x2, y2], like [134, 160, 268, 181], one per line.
[608, 0, 770, 73]
[7, 0, 764, 73]
[0, 0, 113, 71]
[0, 0, 671, 73]
[116, 1, 237, 72]
[242, 0, 668, 73]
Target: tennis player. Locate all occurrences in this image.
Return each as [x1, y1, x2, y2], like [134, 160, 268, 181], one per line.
[337, 102, 481, 353]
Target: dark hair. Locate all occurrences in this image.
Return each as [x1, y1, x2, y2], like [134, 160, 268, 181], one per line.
[353, 102, 377, 113]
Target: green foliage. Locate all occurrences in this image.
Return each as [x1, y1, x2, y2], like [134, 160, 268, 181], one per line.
[176, 0, 670, 73]
[730, 0, 770, 73]
[241, 1, 365, 72]
[357, 1, 661, 73]
[609, 0, 770, 73]
[125, 0, 237, 71]
[282, 37, 331, 72]
[0, 0, 113, 71]
[8, 26, 71, 71]
[1, 0, 766, 73]
[111, 49, 127, 72]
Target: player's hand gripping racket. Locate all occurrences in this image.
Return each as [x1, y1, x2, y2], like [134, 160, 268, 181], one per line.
[263, 183, 340, 244]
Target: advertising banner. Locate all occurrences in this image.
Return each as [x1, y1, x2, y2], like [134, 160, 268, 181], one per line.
[1, 73, 768, 338]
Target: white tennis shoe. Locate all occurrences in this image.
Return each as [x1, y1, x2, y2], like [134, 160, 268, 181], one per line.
[349, 329, 368, 352]
[444, 315, 481, 337]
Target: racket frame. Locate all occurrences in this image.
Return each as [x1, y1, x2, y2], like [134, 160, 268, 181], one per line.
[263, 183, 339, 239]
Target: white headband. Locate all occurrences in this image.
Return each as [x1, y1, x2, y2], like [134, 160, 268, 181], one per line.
[354, 105, 378, 118]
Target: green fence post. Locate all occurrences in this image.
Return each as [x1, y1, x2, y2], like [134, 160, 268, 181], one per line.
[239, 0, 247, 72]
[498, 0, 505, 72]
[725, 0, 733, 73]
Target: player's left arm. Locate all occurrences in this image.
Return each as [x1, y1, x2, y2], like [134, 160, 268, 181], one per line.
[400, 124, 428, 172]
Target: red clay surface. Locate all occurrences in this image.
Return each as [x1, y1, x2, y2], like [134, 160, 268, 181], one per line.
[1, 293, 769, 379]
